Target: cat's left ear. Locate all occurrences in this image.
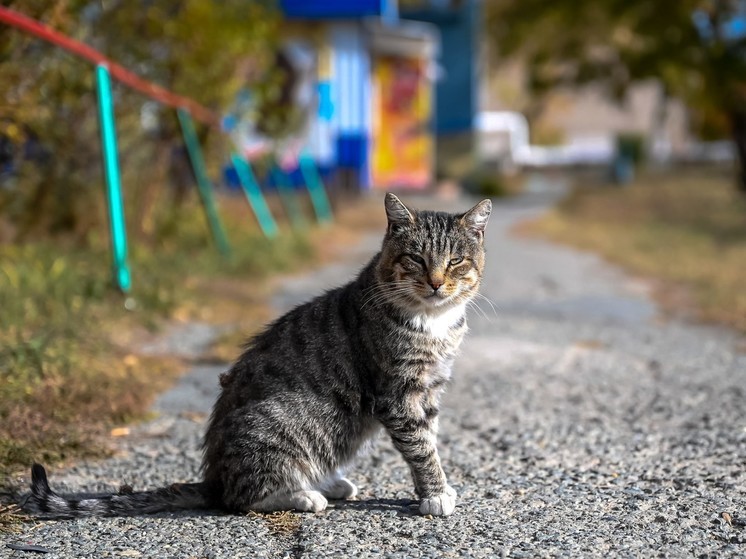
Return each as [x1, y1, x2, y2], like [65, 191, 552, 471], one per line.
[461, 199, 492, 240]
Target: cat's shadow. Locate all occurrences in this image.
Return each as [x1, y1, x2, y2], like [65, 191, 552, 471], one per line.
[15, 488, 418, 519]
[93, 498, 420, 520]
[326, 497, 418, 516]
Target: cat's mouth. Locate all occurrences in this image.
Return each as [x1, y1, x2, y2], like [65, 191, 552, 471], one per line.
[420, 291, 452, 306]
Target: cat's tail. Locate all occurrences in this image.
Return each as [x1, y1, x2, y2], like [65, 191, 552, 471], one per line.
[20, 464, 220, 519]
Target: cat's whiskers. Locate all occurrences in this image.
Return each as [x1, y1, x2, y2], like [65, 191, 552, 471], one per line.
[473, 292, 500, 316]
[465, 299, 490, 321]
[360, 282, 414, 310]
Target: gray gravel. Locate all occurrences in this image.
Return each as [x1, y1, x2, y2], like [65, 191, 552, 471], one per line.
[4, 183, 746, 558]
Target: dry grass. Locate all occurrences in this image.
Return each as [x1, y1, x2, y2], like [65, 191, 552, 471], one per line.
[316, 193, 388, 258]
[518, 169, 746, 333]
[247, 510, 302, 537]
[0, 504, 32, 534]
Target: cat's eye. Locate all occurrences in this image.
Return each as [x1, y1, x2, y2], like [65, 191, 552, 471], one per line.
[449, 257, 464, 266]
[404, 254, 427, 267]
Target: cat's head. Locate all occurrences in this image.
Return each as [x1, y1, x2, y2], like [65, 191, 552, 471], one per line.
[376, 193, 491, 314]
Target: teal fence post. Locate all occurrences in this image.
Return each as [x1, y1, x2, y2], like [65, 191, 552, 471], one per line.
[95, 64, 131, 293]
[271, 164, 306, 230]
[177, 108, 231, 256]
[299, 152, 333, 225]
[231, 153, 279, 239]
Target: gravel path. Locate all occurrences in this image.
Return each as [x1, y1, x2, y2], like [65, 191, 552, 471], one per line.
[4, 184, 745, 558]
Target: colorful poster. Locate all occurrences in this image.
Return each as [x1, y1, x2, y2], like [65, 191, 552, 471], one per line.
[371, 56, 433, 189]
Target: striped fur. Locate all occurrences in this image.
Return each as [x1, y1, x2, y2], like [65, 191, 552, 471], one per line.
[22, 194, 491, 518]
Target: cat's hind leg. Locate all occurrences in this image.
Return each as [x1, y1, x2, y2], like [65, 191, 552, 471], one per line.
[251, 489, 328, 513]
[317, 470, 358, 500]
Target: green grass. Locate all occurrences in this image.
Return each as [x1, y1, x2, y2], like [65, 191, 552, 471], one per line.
[0, 198, 313, 480]
[519, 169, 746, 333]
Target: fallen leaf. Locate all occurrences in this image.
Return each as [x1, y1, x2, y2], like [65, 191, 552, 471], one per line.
[110, 427, 130, 437]
[123, 355, 139, 368]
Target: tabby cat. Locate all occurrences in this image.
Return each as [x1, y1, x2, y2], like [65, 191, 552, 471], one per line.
[22, 193, 491, 518]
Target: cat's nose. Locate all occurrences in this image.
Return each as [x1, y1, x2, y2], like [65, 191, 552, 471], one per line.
[429, 280, 444, 291]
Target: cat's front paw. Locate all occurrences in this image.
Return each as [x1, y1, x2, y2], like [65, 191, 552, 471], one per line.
[290, 490, 328, 513]
[419, 485, 457, 517]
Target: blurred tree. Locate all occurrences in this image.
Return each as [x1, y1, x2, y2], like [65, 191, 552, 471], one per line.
[487, 0, 746, 192]
[0, 0, 280, 241]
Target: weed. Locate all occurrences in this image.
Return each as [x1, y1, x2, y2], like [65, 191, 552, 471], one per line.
[247, 510, 301, 537]
[0, 504, 31, 534]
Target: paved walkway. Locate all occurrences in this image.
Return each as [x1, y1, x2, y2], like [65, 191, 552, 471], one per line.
[5, 184, 745, 558]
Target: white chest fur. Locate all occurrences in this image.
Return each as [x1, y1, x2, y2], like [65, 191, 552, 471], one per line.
[408, 304, 466, 339]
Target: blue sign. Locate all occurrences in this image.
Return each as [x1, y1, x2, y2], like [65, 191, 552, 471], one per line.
[693, 9, 746, 41]
[281, 0, 391, 19]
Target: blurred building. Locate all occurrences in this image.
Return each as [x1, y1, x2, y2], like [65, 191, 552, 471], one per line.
[279, 0, 482, 191]
[481, 58, 696, 167]
[280, 0, 435, 191]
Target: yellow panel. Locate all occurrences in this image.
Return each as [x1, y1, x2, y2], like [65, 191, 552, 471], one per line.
[371, 55, 433, 189]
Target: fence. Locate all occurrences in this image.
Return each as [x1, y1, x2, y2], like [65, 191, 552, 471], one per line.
[0, 6, 333, 293]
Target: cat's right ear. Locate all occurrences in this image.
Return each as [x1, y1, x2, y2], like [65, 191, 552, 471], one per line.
[461, 199, 492, 241]
[384, 193, 414, 234]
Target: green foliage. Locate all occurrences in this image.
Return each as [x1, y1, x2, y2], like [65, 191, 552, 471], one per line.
[487, 0, 746, 189]
[0, 0, 281, 240]
[488, 1, 744, 107]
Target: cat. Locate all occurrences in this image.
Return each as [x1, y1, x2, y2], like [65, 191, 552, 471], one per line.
[21, 193, 491, 519]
